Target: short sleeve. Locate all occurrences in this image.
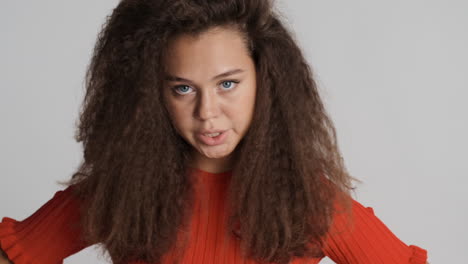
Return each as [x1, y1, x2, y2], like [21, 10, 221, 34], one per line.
[0, 185, 91, 264]
[322, 198, 428, 264]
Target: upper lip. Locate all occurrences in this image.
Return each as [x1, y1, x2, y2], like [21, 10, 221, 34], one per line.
[199, 129, 226, 134]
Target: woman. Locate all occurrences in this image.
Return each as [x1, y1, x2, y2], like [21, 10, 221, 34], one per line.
[0, 0, 428, 263]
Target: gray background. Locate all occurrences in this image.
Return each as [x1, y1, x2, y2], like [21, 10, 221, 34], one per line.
[1, 0, 467, 263]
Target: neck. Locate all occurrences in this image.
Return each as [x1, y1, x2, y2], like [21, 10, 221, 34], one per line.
[188, 150, 237, 174]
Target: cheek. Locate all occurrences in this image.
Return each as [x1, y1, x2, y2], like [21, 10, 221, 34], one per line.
[230, 88, 256, 126]
[162, 92, 194, 138]
[244, 87, 257, 126]
[243, 85, 256, 114]
[163, 98, 185, 129]
[168, 104, 193, 133]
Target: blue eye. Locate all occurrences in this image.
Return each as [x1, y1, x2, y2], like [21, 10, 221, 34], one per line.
[220, 80, 239, 90]
[173, 85, 193, 95]
[171, 80, 240, 96]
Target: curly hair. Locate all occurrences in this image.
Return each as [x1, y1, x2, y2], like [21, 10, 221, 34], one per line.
[62, 0, 359, 263]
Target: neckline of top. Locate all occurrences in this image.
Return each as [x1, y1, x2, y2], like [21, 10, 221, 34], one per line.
[187, 167, 233, 182]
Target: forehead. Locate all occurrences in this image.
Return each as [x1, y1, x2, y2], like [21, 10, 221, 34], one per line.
[164, 27, 252, 75]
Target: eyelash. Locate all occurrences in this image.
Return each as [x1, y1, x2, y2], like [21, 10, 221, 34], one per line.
[171, 80, 240, 96]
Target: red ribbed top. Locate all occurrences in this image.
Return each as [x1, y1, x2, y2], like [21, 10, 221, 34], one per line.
[0, 168, 427, 263]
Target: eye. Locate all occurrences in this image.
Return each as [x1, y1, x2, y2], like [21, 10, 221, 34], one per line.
[172, 85, 194, 95]
[171, 80, 240, 96]
[219, 80, 240, 91]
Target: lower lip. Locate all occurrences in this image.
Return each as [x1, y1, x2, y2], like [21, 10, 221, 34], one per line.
[197, 130, 229, 146]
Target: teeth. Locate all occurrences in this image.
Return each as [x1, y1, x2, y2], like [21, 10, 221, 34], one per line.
[204, 132, 221, 137]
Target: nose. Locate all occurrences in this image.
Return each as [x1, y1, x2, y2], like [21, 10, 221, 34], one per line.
[196, 89, 220, 121]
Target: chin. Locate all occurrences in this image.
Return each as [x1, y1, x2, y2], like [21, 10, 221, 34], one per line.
[198, 146, 234, 159]
[202, 151, 231, 159]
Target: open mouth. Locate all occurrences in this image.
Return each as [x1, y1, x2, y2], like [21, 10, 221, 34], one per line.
[197, 130, 228, 145]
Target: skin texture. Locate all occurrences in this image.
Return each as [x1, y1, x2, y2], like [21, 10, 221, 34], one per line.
[0, 247, 11, 264]
[1, 1, 427, 264]
[162, 26, 257, 173]
[62, 1, 364, 262]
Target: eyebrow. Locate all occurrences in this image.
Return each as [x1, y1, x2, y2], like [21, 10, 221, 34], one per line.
[164, 68, 245, 83]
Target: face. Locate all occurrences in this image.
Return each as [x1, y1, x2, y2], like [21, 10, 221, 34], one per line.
[162, 26, 257, 172]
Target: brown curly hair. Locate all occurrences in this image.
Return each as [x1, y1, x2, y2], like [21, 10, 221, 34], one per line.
[62, 0, 359, 263]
